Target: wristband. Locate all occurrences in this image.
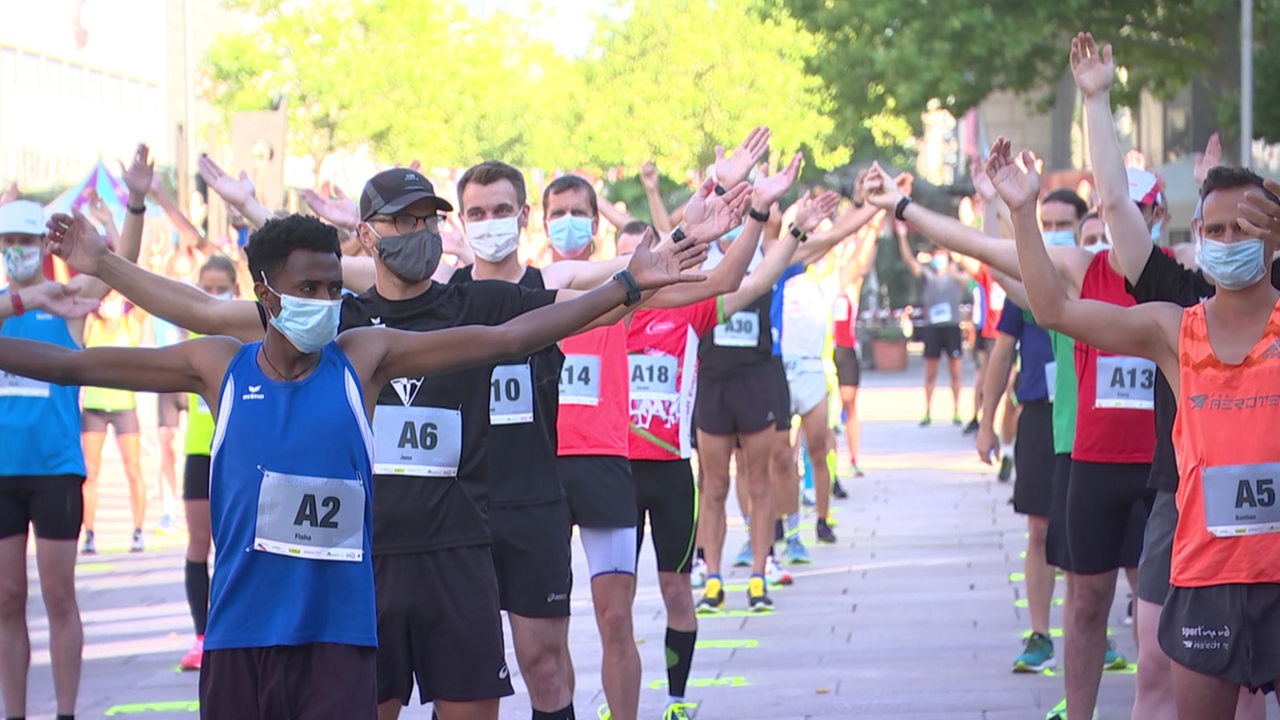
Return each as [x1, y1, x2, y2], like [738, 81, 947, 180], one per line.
[127, 204, 146, 215]
[788, 223, 808, 243]
[894, 196, 913, 222]
[670, 226, 688, 243]
[613, 269, 642, 307]
[9, 291, 24, 316]
[714, 184, 727, 197]
[748, 206, 770, 223]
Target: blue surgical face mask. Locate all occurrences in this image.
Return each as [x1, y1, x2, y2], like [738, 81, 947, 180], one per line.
[1150, 220, 1163, 242]
[1196, 236, 1268, 291]
[548, 215, 594, 257]
[931, 254, 948, 271]
[1042, 230, 1076, 248]
[261, 273, 342, 354]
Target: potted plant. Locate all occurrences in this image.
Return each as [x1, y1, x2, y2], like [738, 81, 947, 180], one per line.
[870, 324, 909, 372]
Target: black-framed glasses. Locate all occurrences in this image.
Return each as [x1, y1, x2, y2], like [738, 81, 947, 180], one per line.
[370, 213, 443, 235]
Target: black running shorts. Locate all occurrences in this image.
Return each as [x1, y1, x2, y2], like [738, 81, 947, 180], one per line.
[374, 548, 514, 705]
[694, 363, 783, 437]
[560, 455, 637, 529]
[633, 459, 698, 574]
[1065, 460, 1152, 575]
[1044, 454, 1073, 572]
[490, 499, 572, 618]
[0, 474, 84, 540]
[1159, 583, 1280, 692]
[833, 346, 861, 388]
[1137, 489, 1176, 605]
[81, 408, 140, 435]
[1012, 401, 1054, 517]
[184, 454, 212, 501]
[922, 325, 963, 360]
[200, 642, 376, 720]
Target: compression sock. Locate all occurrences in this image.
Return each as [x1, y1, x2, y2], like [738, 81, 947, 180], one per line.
[185, 560, 210, 636]
[532, 705, 575, 720]
[785, 513, 800, 540]
[774, 518, 785, 543]
[801, 441, 815, 493]
[665, 627, 697, 699]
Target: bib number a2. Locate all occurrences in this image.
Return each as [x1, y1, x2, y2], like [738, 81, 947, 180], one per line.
[253, 469, 366, 562]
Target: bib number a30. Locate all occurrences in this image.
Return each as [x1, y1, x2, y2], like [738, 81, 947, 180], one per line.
[1202, 463, 1280, 537]
[713, 311, 760, 348]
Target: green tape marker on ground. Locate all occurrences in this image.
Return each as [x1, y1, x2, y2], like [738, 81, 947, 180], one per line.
[1009, 570, 1065, 582]
[1017, 627, 1121, 640]
[78, 563, 114, 573]
[695, 639, 758, 649]
[650, 677, 749, 690]
[105, 701, 199, 715]
[1044, 664, 1136, 677]
[1015, 597, 1065, 608]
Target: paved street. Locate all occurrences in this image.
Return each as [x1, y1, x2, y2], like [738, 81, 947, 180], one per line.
[13, 352, 1280, 719]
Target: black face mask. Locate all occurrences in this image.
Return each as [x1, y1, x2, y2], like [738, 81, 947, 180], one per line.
[377, 228, 442, 283]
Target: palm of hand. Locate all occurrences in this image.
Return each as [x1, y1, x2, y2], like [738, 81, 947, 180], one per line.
[754, 173, 792, 206]
[684, 193, 708, 228]
[46, 289, 100, 318]
[1072, 56, 1113, 96]
[973, 169, 997, 202]
[123, 164, 153, 197]
[990, 165, 1036, 208]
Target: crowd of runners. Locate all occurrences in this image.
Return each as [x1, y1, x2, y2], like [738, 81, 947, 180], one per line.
[0, 31, 1278, 720]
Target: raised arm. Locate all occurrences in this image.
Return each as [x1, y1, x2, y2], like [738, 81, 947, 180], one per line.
[989, 140, 1179, 369]
[1072, 32, 1154, 284]
[597, 197, 636, 232]
[198, 155, 272, 230]
[46, 214, 266, 342]
[358, 231, 705, 388]
[69, 145, 152, 300]
[640, 162, 673, 233]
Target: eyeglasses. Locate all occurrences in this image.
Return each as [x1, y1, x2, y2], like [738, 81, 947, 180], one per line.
[370, 214, 442, 235]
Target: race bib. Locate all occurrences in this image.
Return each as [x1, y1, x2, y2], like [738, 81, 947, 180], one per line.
[628, 354, 677, 401]
[928, 303, 954, 325]
[253, 469, 365, 562]
[1044, 361, 1057, 404]
[1202, 463, 1280, 537]
[784, 356, 825, 377]
[1095, 356, 1156, 410]
[489, 363, 533, 426]
[0, 371, 49, 398]
[372, 405, 462, 477]
[713, 311, 760, 348]
[559, 355, 601, 406]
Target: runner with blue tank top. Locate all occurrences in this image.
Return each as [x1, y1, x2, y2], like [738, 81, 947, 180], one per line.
[25, 212, 701, 719]
[0, 146, 150, 720]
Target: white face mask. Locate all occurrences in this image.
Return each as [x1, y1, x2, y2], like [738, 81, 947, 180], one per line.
[1084, 241, 1112, 255]
[3, 245, 42, 282]
[466, 217, 520, 262]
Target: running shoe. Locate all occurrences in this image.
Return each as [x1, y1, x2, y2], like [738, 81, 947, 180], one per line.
[1124, 595, 1134, 626]
[1045, 699, 1098, 720]
[1103, 640, 1127, 670]
[179, 635, 204, 672]
[952, 413, 963, 427]
[597, 703, 611, 720]
[158, 513, 176, 534]
[834, 477, 851, 498]
[81, 530, 96, 555]
[747, 575, 773, 612]
[663, 702, 696, 720]
[824, 513, 839, 528]
[696, 577, 725, 615]
[732, 540, 752, 567]
[801, 488, 817, 507]
[689, 558, 708, 589]
[130, 529, 145, 553]
[765, 556, 792, 586]
[1012, 632, 1055, 673]
[998, 455, 1014, 482]
[919, 415, 932, 427]
[784, 535, 811, 564]
[963, 418, 980, 435]
[815, 518, 838, 544]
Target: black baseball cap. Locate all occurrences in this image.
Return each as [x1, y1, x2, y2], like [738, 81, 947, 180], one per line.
[359, 168, 454, 220]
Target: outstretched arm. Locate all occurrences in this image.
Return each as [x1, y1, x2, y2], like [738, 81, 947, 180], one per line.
[1072, 33, 1155, 284]
[989, 140, 1179, 370]
[69, 144, 152, 301]
[46, 215, 265, 342]
[640, 162, 673, 233]
[198, 156, 272, 230]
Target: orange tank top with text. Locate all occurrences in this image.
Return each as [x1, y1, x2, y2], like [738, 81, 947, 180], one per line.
[1171, 298, 1280, 587]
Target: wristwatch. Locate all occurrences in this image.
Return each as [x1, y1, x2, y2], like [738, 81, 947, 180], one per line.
[788, 223, 808, 243]
[613, 269, 642, 307]
[670, 226, 688, 243]
[748, 206, 770, 223]
[894, 196, 913, 222]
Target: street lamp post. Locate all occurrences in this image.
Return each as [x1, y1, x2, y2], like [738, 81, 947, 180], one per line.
[1242, 0, 1254, 168]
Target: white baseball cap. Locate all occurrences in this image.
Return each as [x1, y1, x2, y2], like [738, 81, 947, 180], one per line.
[0, 200, 45, 236]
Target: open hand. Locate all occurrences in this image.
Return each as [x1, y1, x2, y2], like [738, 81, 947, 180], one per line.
[85, 188, 115, 227]
[640, 162, 661, 192]
[45, 212, 109, 275]
[863, 162, 905, 210]
[683, 179, 751, 244]
[970, 155, 997, 203]
[440, 215, 473, 263]
[198, 156, 255, 208]
[753, 152, 803, 208]
[713, 126, 770, 188]
[985, 139, 1041, 211]
[20, 281, 100, 318]
[301, 184, 360, 231]
[1194, 132, 1222, 185]
[1240, 177, 1280, 244]
[1069, 32, 1115, 99]
[793, 190, 841, 233]
[119, 143, 154, 200]
[0, 181, 18, 206]
[626, 227, 708, 291]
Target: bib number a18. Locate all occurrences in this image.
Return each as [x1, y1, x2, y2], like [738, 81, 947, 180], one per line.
[1202, 463, 1280, 537]
[1094, 356, 1155, 410]
[628, 354, 677, 401]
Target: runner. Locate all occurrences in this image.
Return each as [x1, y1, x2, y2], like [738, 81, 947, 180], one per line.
[897, 224, 968, 427]
[25, 210, 701, 719]
[65, 164, 740, 720]
[965, 262, 1003, 434]
[79, 291, 147, 554]
[178, 254, 240, 673]
[990, 117, 1280, 718]
[831, 223, 879, 480]
[1072, 37, 1270, 720]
